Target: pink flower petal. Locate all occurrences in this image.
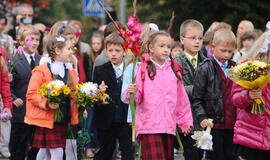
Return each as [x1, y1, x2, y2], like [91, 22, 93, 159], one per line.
[13, 40, 17, 44]
[26, 35, 31, 41]
[127, 16, 136, 28]
[17, 46, 24, 55]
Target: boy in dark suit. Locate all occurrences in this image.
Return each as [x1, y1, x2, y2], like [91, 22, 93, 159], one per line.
[9, 25, 41, 160]
[93, 33, 133, 160]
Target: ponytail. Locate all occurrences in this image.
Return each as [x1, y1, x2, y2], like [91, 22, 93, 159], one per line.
[0, 52, 8, 74]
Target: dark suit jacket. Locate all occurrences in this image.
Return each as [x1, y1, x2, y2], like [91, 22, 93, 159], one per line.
[10, 53, 41, 122]
[175, 50, 205, 130]
[92, 61, 128, 130]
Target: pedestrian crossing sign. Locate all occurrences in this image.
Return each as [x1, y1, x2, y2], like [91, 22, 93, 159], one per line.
[83, 0, 103, 15]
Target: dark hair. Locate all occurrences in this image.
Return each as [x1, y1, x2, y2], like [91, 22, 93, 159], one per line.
[104, 21, 126, 39]
[240, 31, 256, 49]
[147, 31, 182, 80]
[0, 13, 7, 25]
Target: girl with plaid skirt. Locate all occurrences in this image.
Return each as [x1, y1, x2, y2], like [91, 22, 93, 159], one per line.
[25, 34, 78, 160]
[125, 31, 193, 160]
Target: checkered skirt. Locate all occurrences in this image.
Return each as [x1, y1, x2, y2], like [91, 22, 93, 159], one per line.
[140, 134, 174, 160]
[30, 124, 67, 148]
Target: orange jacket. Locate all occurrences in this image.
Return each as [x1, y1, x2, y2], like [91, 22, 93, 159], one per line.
[25, 63, 79, 129]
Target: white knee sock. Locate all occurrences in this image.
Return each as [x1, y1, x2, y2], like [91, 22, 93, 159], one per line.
[49, 148, 64, 160]
[36, 148, 50, 160]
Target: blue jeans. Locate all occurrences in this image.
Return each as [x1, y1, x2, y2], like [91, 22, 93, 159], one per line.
[85, 107, 99, 149]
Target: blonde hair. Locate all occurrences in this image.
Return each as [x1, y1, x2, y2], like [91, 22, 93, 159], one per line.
[43, 21, 76, 55]
[17, 25, 40, 46]
[212, 28, 236, 46]
[47, 35, 75, 89]
[0, 51, 7, 74]
[180, 19, 204, 36]
[105, 32, 125, 49]
[237, 20, 254, 50]
[240, 32, 270, 63]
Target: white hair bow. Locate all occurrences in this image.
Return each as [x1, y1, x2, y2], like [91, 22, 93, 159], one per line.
[260, 21, 270, 53]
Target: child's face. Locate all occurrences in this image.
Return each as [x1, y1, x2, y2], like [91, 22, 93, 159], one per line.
[171, 46, 182, 58]
[242, 38, 254, 50]
[55, 41, 73, 63]
[0, 18, 6, 33]
[66, 34, 77, 46]
[180, 27, 203, 55]
[23, 34, 40, 54]
[149, 35, 171, 64]
[237, 22, 245, 37]
[91, 37, 102, 53]
[212, 42, 234, 63]
[106, 43, 125, 66]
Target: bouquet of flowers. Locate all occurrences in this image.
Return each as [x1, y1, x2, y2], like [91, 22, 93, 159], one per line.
[227, 60, 270, 114]
[74, 81, 109, 122]
[37, 80, 71, 121]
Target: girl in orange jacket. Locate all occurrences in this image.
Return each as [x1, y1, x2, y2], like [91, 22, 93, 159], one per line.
[25, 34, 78, 160]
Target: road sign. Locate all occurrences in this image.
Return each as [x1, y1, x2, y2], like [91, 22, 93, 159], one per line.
[83, 0, 103, 15]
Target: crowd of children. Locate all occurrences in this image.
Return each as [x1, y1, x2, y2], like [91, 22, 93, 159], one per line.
[0, 3, 269, 160]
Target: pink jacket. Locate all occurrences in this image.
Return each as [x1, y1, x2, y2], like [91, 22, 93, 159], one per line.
[125, 60, 193, 138]
[231, 82, 270, 150]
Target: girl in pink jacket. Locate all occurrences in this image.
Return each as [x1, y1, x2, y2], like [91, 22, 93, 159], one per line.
[126, 31, 193, 160]
[231, 31, 270, 160]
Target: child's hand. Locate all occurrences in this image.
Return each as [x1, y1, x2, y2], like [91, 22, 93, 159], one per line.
[48, 102, 59, 110]
[2, 108, 12, 119]
[83, 109, 88, 118]
[127, 83, 137, 94]
[184, 126, 192, 136]
[248, 88, 262, 100]
[200, 119, 214, 128]
[99, 81, 108, 92]
[13, 98, 23, 107]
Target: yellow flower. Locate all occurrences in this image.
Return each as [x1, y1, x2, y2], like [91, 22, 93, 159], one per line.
[64, 89, 71, 95]
[76, 84, 82, 90]
[37, 89, 41, 94]
[51, 90, 57, 96]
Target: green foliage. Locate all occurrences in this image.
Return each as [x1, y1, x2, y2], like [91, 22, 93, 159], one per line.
[127, 0, 270, 40]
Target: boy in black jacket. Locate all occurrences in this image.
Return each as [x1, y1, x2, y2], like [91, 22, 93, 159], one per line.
[93, 33, 133, 160]
[192, 28, 237, 160]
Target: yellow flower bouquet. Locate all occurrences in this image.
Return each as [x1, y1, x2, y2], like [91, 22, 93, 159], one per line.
[228, 60, 270, 114]
[37, 80, 71, 121]
[75, 82, 110, 122]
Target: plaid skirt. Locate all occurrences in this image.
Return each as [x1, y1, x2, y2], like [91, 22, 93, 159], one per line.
[30, 124, 67, 148]
[140, 134, 174, 160]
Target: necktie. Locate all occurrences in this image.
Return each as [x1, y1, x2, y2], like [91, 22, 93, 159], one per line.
[221, 63, 228, 78]
[191, 58, 197, 68]
[115, 67, 122, 79]
[30, 56, 35, 70]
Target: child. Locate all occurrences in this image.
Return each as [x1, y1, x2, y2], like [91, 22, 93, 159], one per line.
[233, 31, 256, 63]
[126, 31, 193, 160]
[0, 46, 12, 158]
[236, 20, 254, 51]
[25, 35, 78, 160]
[231, 31, 270, 160]
[90, 31, 104, 64]
[171, 41, 182, 58]
[175, 19, 206, 160]
[92, 33, 133, 160]
[9, 25, 41, 160]
[192, 28, 237, 160]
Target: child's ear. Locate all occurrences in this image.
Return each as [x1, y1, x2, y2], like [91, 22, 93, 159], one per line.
[180, 36, 184, 44]
[55, 47, 61, 55]
[211, 43, 216, 50]
[149, 44, 153, 53]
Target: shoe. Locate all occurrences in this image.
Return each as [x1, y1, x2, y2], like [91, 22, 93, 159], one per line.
[1, 151, 10, 158]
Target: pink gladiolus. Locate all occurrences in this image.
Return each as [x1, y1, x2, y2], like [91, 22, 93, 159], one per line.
[13, 40, 17, 44]
[23, 26, 28, 31]
[27, 42, 33, 48]
[126, 30, 133, 36]
[17, 46, 24, 55]
[132, 23, 142, 33]
[134, 33, 141, 41]
[31, 35, 36, 39]
[127, 16, 136, 28]
[130, 34, 137, 42]
[26, 35, 31, 41]
[128, 42, 133, 49]
[17, 35, 21, 40]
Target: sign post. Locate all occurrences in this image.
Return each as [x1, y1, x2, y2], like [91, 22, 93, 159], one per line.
[83, 0, 103, 15]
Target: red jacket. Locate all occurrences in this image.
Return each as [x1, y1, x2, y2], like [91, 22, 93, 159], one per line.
[0, 47, 12, 109]
[232, 82, 270, 150]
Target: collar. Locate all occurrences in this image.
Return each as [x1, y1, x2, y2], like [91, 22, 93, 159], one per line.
[213, 55, 228, 68]
[184, 51, 198, 62]
[112, 62, 124, 72]
[150, 57, 165, 68]
[23, 50, 35, 58]
[50, 61, 73, 78]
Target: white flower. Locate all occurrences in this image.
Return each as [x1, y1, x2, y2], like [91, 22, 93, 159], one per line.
[47, 80, 65, 89]
[80, 82, 98, 95]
